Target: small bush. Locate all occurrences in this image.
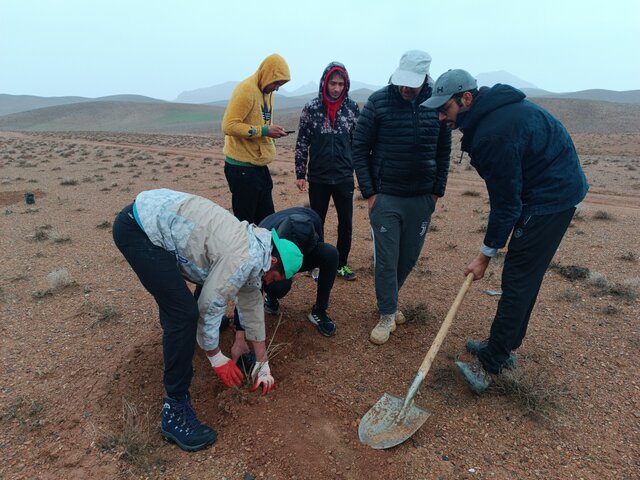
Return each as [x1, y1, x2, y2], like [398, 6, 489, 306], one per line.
[47, 268, 74, 289]
[402, 302, 435, 325]
[618, 251, 638, 262]
[492, 368, 568, 420]
[96, 220, 112, 229]
[60, 177, 78, 186]
[593, 210, 613, 220]
[462, 190, 481, 197]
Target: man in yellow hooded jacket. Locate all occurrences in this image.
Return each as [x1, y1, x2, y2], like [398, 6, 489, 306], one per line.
[222, 53, 291, 224]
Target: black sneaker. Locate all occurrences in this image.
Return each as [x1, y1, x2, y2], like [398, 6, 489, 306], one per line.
[264, 295, 281, 315]
[307, 306, 336, 337]
[161, 395, 217, 452]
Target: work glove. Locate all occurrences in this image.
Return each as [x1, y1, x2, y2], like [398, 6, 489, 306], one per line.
[251, 360, 275, 395]
[208, 351, 244, 388]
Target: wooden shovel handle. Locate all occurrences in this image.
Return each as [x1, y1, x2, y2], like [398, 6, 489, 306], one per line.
[417, 273, 474, 377]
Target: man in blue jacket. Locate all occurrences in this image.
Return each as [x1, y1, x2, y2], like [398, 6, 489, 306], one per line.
[353, 50, 451, 345]
[423, 70, 589, 393]
[294, 62, 360, 281]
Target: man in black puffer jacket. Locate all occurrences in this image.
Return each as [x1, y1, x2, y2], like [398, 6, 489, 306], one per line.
[353, 50, 452, 345]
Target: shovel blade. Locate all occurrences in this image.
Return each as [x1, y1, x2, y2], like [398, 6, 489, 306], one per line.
[358, 393, 432, 449]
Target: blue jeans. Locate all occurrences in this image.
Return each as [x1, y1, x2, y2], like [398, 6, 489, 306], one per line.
[112, 203, 199, 398]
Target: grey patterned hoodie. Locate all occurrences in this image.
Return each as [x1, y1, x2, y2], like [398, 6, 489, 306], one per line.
[294, 62, 360, 184]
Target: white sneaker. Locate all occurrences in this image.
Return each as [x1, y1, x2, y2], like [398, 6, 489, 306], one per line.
[370, 313, 396, 345]
[394, 310, 406, 325]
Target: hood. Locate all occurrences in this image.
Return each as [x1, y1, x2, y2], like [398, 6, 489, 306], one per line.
[256, 54, 291, 90]
[275, 214, 318, 255]
[458, 84, 526, 131]
[318, 61, 350, 100]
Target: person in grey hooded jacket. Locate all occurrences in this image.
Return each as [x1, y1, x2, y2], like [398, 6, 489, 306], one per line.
[112, 188, 302, 451]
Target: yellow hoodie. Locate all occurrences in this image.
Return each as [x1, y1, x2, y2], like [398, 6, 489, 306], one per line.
[221, 54, 290, 166]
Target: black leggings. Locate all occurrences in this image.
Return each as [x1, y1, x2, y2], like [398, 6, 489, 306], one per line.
[308, 181, 354, 267]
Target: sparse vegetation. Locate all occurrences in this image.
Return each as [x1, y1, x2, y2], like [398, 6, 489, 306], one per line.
[96, 220, 112, 229]
[47, 268, 74, 290]
[593, 210, 614, 220]
[402, 302, 435, 325]
[462, 190, 481, 197]
[492, 368, 569, 421]
[60, 177, 78, 186]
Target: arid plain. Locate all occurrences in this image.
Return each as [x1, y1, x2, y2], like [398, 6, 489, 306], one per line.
[1, 100, 639, 479]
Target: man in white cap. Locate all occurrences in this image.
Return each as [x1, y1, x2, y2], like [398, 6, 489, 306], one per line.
[352, 50, 452, 345]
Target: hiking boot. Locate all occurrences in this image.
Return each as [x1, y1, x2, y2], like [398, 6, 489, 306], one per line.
[161, 395, 217, 452]
[370, 313, 396, 345]
[264, 295, 281, 315]
[455, 359, 491, 394]
[337, 265, 357, 281]
[394, 310, 406, 325]
[307, 305, 336, 337]
[465, 338, 517, 369]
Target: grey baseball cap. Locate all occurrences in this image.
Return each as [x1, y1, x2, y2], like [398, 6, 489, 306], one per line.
[390, 50, 432, 88]
[421, 69, 477, 109]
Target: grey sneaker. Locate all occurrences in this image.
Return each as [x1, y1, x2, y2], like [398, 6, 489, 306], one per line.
[370, 313, 396, 345]
[394, 310, 406, 325]
[465, 339, 517, 369]
[264, 295, 281, 315]
[455, 359, 491, 394]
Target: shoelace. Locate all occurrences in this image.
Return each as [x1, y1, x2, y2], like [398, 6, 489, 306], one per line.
[179, 399, 201, 432]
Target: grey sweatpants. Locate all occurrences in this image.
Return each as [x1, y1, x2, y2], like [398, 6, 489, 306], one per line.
[369, 193, 435, 315]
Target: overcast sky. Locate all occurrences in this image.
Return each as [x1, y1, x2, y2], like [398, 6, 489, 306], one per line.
[1, 0, 638, 100]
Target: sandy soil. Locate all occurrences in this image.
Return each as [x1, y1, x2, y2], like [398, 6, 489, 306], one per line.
[1, 130, 638, 480]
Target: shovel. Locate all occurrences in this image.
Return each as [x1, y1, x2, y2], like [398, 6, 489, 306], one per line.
[358, 273, 474, 449]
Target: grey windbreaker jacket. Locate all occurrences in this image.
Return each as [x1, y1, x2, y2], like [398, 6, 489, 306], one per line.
[134, 188, 272, 350]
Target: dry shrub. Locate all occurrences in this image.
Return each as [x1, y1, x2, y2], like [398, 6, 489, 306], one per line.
[550, 263, 590, 281]
[402, 302, 436, 325]
[47, 268, 74, 290]
[587, 272, 638, 301]
[492, 368, 569, 421]
[97, 398, 162, 470]
[593, 210, 614, 220]
[461, 190, 481, 197]
[556, 289, 581, 303]
[618, 251, 638, 262]
[60, 177, 78, 186]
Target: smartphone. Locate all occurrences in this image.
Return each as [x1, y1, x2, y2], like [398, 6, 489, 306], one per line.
[285, 130, 295, 134]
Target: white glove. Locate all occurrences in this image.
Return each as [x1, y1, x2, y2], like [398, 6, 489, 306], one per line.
[251, 360, 275, 395]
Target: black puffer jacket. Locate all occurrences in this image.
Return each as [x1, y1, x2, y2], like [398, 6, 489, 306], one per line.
[352, 84, 451, 198]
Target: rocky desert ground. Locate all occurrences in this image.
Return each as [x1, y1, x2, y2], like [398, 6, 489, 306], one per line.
[1, 128, 639, 479]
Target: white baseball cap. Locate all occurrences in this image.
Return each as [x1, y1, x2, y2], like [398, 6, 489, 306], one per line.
[390, 50, 432, 88]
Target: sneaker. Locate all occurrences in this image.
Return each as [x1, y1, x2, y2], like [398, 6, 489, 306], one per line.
[394, 310, 406, 325]
[161, 395, 217, 452]
[264, 295, 281, 315]
[370, 313, 396, 345]
[337, 265, 357, 281]
[307, 306, 336, 337]
[465, 339, 517, 369]
[455, 359, 491, 394]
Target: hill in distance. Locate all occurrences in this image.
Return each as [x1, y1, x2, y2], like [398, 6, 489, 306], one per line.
[0, 101, 225, 135]
[0, 93, 166, 117]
